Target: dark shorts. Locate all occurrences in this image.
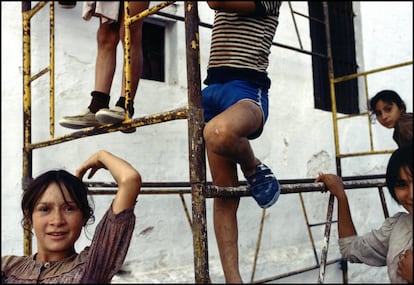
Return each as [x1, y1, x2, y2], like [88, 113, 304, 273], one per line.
[202, 80, 269, 139]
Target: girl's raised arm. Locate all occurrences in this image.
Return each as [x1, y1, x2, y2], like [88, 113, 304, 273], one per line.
[76, 150, 142, 214]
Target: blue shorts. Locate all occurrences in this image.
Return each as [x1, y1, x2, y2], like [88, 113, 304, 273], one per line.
[202, 80, 269, 139]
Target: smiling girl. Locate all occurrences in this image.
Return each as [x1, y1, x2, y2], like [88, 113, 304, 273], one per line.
[2, 150, 141, 283]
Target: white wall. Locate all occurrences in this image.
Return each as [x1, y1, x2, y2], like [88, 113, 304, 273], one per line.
[1, 1, 412, 283]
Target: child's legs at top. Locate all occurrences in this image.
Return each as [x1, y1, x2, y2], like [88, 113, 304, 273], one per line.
[95, 21, 120, 94]
[119, 1, 150, 99]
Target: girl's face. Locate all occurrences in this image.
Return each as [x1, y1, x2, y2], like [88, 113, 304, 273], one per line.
[32, 182, 84, 262]
[374, 99, 403, 128]
[395, 166, 413, 214]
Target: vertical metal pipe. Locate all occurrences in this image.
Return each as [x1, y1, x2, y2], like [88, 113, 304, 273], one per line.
[184, 2, 209, 283]
[318, 193, 335, 283]
[377, 186, 390, 218]
[123, 1, 132, 120]
[49, 1, 55, 137]
[322, 2, 348, 282]
[323, 2, 340, 162]
[319, 5, 338, 282]
[22, 0, 33, 257]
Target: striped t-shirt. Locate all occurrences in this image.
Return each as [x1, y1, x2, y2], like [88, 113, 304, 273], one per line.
[204, 1, 282, 89]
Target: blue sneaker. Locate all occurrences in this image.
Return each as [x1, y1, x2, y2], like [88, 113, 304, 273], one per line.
[245, 164, 280, 208]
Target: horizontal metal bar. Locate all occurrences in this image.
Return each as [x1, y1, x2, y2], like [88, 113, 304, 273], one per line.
[87, 176, 386, 197]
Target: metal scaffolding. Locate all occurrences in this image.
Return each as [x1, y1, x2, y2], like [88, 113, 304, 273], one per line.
[20, 1, 411, 283]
